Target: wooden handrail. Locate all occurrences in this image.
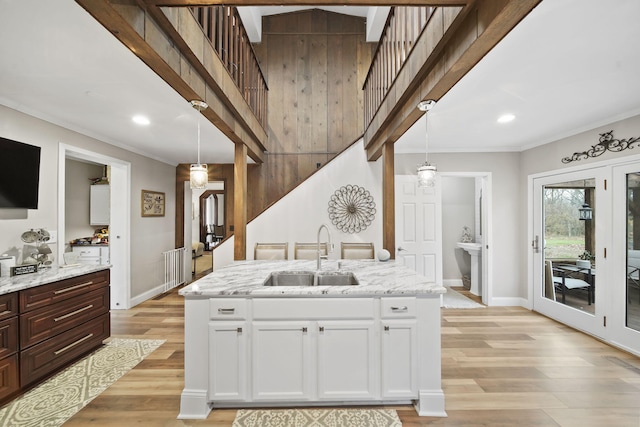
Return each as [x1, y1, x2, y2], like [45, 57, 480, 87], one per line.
[191, 6, 268, 129]
[363, 6, 435, 129]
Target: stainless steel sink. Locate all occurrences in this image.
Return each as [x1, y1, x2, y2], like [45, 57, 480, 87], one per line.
[263, 271, 315, 286]
[263, 271, 359, 286]
[316, 272, 359, 286]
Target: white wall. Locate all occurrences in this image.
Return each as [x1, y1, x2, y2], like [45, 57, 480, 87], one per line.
[442, 176, 475, 283]
[212, 140, 383, 269]
[0, 105, 176, 303]
[65, 159, 104, 246]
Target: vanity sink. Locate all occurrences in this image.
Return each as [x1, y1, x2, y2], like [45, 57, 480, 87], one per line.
[263, 271, 359, 286]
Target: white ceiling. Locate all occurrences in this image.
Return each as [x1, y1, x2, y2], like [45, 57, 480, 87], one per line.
[1, 1, 639, 166]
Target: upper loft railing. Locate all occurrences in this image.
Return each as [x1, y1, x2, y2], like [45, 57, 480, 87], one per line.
[363, 6, 435, 128]
[191, 6, 268, 130]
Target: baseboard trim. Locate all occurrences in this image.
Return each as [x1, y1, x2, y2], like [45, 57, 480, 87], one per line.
[130, 284, 165, 308]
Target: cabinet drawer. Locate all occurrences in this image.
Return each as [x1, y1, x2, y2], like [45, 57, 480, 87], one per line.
[0, 354, 19, 403]
[381, 297, 416, 318]
[0, 317, 18, 359]
[20, 287, 110, 349]
[253, 298, 375, 320]
[210, 299, 247, 320]
[0, 293, 18, 321]
[20, 312, 110, 387]
[73, 247, 102, 257]
[20, 269, 109, 312]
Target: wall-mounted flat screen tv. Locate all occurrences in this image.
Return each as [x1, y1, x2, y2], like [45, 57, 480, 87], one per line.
[0, 137, 41, 209]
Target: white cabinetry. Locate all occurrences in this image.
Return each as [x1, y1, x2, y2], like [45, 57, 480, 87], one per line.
[381, 297, 418, 398]
[71, 246, 109, 265]
[181, 293, 445, 420]
[208, 322, 246, 401]
[252, 321, 312, 400]
[317, 320, 377, 400]
[90, 185, 110, 226]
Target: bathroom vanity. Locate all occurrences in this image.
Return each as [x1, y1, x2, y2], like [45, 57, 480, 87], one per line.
[178, 259, 446, 419]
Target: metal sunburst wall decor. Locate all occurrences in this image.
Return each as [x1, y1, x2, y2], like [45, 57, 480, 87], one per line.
[328, 185, 376, 233]
[562, 130, 640, 164]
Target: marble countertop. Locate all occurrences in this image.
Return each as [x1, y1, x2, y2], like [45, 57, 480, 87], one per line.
[0, 264, 110, 296]
[180, 259, 445, 297]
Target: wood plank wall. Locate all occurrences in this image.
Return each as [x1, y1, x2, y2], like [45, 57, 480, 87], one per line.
[252, 10, 375, 208]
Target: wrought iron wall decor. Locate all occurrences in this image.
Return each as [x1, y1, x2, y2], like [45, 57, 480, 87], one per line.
[328, 185, 376, 233]
[562, 130, 640, 164]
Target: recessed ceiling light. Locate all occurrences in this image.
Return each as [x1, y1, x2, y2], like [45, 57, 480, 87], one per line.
[497, 113, 515, 123]
[132, 115, 150, 125]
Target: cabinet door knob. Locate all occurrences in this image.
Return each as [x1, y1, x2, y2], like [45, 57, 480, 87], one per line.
[237, 327, 243, 333]
[302, 327, 308, 333]
[384, 326, 390, 331]
[319, 326, 324, 332]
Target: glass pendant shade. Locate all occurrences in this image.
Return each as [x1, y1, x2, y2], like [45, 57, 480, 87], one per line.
[189, 100, 209, 190]
[417, 163, 437, 188]
[190, 163, 208, 189]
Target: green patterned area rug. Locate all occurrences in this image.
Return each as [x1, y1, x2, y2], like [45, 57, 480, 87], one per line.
[232, 408, 402, 427]
[0, 338, 164, 427]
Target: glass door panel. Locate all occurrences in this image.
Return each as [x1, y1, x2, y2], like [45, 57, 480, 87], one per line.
[625, 174, 640, 332]
[543, 180, 596, 313]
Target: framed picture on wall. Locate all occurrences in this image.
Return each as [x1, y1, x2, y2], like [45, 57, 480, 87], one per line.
[141, 190, 165, 217]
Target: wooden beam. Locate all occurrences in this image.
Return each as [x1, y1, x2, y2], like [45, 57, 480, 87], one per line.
[234, 143, 248, 260]
[75, 0, 266, 163]
[147, 1, 469, 6]
[365, 0, 541, 160]
[382, 141, 395, 259]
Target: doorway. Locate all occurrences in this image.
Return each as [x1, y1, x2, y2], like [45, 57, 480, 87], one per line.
[531, 161, 640, 355]
[394, 172, 492, 305]
[58, 144, 131, 310]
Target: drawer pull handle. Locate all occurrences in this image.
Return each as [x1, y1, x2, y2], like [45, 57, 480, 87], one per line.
[54, 304, 94, 322]
[390, 306, 408, 312]
[0, 310, 11, 317]
[218, 308, 235, 314]
[54, 333, 94, 355]
[54, 281, 94, 294]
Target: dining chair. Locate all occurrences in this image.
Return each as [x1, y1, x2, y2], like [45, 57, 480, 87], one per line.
[546, 260, 592, 305]
[254, 243, 288, 260]
[294, 242, 327, 260]
[340, 242, 374, 260]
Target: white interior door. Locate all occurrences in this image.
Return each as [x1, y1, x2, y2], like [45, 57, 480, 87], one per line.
[394, 175, 442, 285]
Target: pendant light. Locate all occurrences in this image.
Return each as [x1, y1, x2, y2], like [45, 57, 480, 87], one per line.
[190, 100, 209, 189]
[416, 99, 437, 188]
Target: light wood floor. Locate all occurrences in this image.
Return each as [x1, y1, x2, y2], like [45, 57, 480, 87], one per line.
[63, 284, 640, 426]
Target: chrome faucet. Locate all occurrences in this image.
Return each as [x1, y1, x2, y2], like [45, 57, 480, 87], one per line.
[317, 224, 333, 270]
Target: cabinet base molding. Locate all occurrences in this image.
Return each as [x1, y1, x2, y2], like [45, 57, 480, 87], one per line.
[177, 389, 211, 420]
[413, 390, 447, 417]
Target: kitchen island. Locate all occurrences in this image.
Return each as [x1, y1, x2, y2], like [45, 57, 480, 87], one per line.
[178, 259, 446, 419]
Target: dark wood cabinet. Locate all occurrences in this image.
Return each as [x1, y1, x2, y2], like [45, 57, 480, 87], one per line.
[0, 293, 19, 401]
[0, 268, 110, 404]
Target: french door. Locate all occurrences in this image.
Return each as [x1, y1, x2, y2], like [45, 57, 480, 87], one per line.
[609, 163, 640, 354]
[532, 168, 607, 338]
[532, 163, 640, 355]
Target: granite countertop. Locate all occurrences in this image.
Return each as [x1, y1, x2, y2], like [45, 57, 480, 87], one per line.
[180, 259, 446, 297]
[0, 264, 110, 296]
